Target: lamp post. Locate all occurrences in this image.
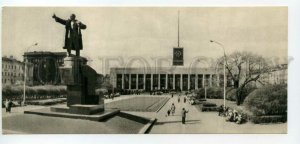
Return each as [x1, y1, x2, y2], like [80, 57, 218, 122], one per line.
[210, 40, 226, 107]
[22, 43, 38, 106]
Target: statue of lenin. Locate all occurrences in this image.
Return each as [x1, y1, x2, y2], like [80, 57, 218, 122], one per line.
[52, 13, 86, 56]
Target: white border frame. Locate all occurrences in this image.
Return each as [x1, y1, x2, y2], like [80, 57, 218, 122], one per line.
[1, 1, 299, 144]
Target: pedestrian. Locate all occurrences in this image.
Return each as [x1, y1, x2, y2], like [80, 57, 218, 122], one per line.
[181, 108, 189, 124]
[178, 97, 180, 103]
[236, 114, 243, 124]
[226, 109, 234, 122]
[171, 94, 173, 98]
[5, 99, 9, 113]
[7, 99, 13, 113]
[167, 109, 171, 116]
[171, 103, 176, 115]
[218, 105, 224, 116]
[184, 97, 186, 103]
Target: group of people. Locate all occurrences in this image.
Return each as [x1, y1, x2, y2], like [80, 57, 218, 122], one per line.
[166, 101, 189, 124]
[174, 94, 189, 104]
[4, 99, 13, 113]
[118, 89, 143, 95]
[218, 105, 244, 124]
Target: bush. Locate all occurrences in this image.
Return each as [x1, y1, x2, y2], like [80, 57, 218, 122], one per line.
[2, 85, 67, 100]
[202, 107, 219, 112]
[244, 84, 287, 116]
[251, 115, 287, 124]
[203, 102, 217, 107]
[196, 87, 222, 99]
[226, 88, 237, 101]
[26, 98, 66, 105]
[226, 86, 256, 102]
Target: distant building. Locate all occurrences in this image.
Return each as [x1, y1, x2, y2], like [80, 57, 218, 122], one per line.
[2, 56, 32, 85]
[23, 51, 67, 85]
[110, 67, 233, 91]
[256, 64, 287, 87]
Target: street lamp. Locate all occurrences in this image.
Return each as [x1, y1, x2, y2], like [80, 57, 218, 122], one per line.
[23, 42, 38, 106]
[210, 40, 226, 107]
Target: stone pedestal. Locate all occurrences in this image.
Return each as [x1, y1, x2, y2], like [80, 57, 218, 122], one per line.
[55, 56, 104, 114]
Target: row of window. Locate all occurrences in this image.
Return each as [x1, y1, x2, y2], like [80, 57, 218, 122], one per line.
[2, 64, 23, 70]
[2, 72, 22, 77]
[2, 78, 16, 84]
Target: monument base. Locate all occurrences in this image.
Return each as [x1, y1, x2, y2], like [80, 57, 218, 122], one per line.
[50, 104, 104, 115]
[25, 107, 119, 121]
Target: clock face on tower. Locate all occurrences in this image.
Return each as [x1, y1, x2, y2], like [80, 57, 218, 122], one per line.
[174, 50, 182, 57]
[173, 47, 184, 66]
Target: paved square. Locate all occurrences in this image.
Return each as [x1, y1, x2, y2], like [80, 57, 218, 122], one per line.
[105, 96, 169, 112]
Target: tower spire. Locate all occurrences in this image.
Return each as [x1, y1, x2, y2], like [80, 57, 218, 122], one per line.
[177, 10, 180, 47]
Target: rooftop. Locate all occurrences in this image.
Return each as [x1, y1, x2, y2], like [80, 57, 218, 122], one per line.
[24, 51, 67, 57]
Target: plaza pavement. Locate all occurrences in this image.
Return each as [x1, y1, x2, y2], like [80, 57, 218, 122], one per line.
[2, 94, 287, 134]
[148, 95, 286, 134]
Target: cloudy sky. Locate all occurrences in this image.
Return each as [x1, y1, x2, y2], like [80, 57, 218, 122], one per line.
[2, 7, 287, 74]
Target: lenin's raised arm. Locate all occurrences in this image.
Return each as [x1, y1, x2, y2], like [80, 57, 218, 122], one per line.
[52, 14, 67, 25]
[52, 13, 86, 29]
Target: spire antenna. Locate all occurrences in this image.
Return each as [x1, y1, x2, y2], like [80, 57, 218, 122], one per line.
[177, 10, 180, 47]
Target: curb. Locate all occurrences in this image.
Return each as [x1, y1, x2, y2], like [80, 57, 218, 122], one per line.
[138, 118, 157, 134]
[24, 108, 120, 121]
[155, 98, 170, 113]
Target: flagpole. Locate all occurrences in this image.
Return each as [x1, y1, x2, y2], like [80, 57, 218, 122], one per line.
[178, 10, 180, 48]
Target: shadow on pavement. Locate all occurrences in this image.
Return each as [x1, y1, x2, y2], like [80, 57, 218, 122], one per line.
[155, 120, 201, 125]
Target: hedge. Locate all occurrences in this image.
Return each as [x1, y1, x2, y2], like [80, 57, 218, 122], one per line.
[26, 98, 67, 105]
[251, 115, 287, 124]
[226, 86, 256, 102]
[226, 88, 237, 101]
[244, 84, 287, 123]
[2, 85, 67, 100]
[196, 87, 223, 99]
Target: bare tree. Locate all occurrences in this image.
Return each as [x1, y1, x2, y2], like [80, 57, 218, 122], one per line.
[216, 51, 270, 105]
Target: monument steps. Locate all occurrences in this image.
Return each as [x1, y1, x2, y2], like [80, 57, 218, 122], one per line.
[24, 107, 119, 121]
[24, 108, 156, 134]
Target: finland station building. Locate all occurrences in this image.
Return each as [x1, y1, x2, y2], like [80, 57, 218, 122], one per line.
[110, 67, 230, 91]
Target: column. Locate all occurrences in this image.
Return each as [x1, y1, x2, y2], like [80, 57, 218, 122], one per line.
[150, 74, 153, 90]
[129, 74, 131, 90]
[165, 74, 168, 89]
[180, 74, 183, 91]
[202, 74, 205, 87]
[188, 74, 190, 90]
[210, 74, 212, 87]
[143, 74, 146, 90]
[121, 74, 124, 89]
[158, 74, 161, 90]
[173, 73, 175, 90]
[195, 74, 198, 89]
[136, 74, 139, 90]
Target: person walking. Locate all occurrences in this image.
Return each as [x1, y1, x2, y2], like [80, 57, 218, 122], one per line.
[178, 97, 180, 103]
[166, 109, 171, 117]
[7, 99, 13, 113]
[5, 99, 9, 113]
[171, 103, 176, 116]
[181, 108, 189, 124]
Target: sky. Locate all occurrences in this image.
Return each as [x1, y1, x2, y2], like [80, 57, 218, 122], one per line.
[2, 7, 287, 74]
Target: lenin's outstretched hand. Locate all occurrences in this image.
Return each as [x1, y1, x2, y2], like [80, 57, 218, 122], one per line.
[52, 13, 56, 19]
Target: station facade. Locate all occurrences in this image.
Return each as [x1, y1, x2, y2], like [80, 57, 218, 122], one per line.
[110, 67, 231, 91]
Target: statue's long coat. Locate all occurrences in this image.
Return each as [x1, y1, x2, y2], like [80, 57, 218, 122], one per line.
[54, 16, 86, 50]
